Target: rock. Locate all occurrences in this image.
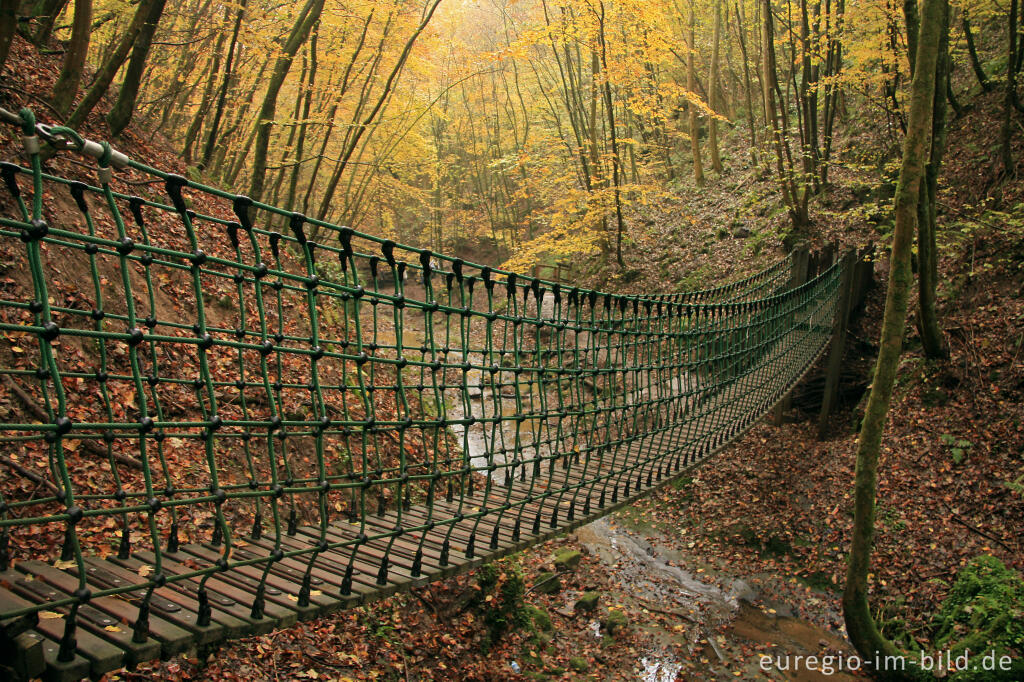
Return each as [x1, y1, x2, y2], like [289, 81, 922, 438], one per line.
[568, 657, 589, 673]
[601, 608, 629, 635]
[534, 571, 561, 594]
[525, 605, 553, 632]
[732, 227, 752, 239]
[574, 592, 600, 613]
[729, 578, 758, 604]
[553, 549, 582, 571]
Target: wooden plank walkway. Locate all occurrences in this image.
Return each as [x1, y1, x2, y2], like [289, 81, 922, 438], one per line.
[1, 327, 830, 681]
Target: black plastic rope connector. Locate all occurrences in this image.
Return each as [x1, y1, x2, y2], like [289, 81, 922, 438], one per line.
[164, 174, 188, 214]
[56, 605, 78, 662]
[289, 212, 307, 244]
[381, 240, 395, 265]
[452, 258, 463, 281]
[269, 232, 281, 259]
[197, 588, 212, 627]
[21, 218, 48, 242]
[127, 196, 145, 227]
[232, 195, 254, 231]
[338, 227, 353, 258]
[419, 249, 432, 277]
[68, 182, 89, 213]
[221, 223, 239, 250]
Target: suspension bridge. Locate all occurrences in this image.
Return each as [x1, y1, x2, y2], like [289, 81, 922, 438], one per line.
[0, 109, 867, 680]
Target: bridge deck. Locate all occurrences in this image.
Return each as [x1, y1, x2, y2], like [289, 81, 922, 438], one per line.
[2, 326, 828, 681]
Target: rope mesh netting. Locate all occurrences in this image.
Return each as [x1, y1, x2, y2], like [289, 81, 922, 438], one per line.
[0, 108, 842, 670]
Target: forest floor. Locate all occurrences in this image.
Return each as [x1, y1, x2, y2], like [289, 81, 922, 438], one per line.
[1, 34, 1022, 681]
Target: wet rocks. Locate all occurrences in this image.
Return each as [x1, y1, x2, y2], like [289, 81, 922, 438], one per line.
[533, 571, 561, 594]
[601, 608, 629, 635]
[553, 549, 582, 571]
[574, 591, 600, 613]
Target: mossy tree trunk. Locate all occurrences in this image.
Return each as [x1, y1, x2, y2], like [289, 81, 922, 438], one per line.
[842, 0, 945, 676]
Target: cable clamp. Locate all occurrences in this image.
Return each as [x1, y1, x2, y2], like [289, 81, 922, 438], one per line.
[21, 135, 39, 156]
[97, 166, 113, 185]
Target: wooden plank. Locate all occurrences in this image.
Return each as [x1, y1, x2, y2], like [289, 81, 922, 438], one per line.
[15, 561, 166, 665]
[175, 543, 330, 618]
[115, 553, 279, 637]
[81, 557, 237, 643]
[3, 572, 125, 678]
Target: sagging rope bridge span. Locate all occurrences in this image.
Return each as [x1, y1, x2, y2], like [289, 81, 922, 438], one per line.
[0, 109, 868, 680]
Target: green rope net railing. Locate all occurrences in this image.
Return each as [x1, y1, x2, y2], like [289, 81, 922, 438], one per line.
[0, 108, 842, 669]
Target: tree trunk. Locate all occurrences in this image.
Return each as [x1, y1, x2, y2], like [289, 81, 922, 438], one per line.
[962, 11, 991, 92]
[30, 0, 66, 45]
[199, 0, 247, 170]
[66, 0, 162, 129]
[842, 0, 944, 674]
[0, 0, 18, 73]
[708, 0, 723, 174]
[181, 29, 227, 162]
[1000, 0, 1018, 178]
[688, 8, 705, 186]
[315, 0, 443, 220]
[106, 0, 167, 136]
[917, 0, 949, 359]
[50, 0, 92, 116]
[284, 24, 318, 215]
[247, 0, 325, 203]
[735, 2, 758, 166]
[596, 1, 626, 267]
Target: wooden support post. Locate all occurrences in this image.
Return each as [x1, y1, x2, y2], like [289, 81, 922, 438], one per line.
[773, 247, 810, 425]
[818, 250, 857, 438]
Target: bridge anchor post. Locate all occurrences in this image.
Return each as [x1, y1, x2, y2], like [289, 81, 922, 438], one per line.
[818, 250, 857, 438]
[773, 247, 810, 426]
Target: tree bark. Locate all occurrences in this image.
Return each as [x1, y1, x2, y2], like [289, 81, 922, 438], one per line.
[842, 0, 944, 674]
[708, 0, 723, 174]
[106, 0, 167, 136]
[917, 0, 949, 359]
[181, 28, 227, 162]
[66, 0, 162, 129]
[734, 2, 758, 165]
[284, 23, 318, 215]
[199, 0, 247, 170]
[1000, 0, 1019, 178]
[50, 0, 92, 116]
[962, 11, 991, 92]
[0, 0, 18, 73]
[30, 0, 66, 45]
[687, 7, 705, 186]
[247, 0, 325, 203]
[596, 1, 626, 267]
